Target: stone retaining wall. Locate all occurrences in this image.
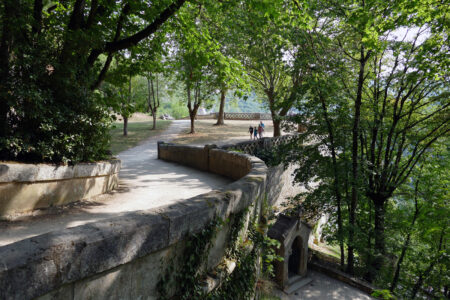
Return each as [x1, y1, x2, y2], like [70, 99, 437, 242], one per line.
[0, 144, 290, 300]
[0, 159, 121, 218]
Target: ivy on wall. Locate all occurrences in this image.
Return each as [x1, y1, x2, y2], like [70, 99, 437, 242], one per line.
[157, 198, 282, 300]
[156, 219, 221, 300]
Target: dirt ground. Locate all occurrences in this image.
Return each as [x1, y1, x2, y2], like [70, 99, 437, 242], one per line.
[172, 119, 277, 146]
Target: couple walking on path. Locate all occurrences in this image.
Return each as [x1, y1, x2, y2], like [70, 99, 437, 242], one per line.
[249, 121, 265, 140]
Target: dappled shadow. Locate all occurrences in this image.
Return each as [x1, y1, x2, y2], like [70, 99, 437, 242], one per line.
[0, 207, 179, 299]
[0, 120, 230, 245]
[0, 158, 231, 246]
[284, 270, 374, 300]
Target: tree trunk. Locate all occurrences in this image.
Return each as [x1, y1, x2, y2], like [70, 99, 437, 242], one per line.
[215, 87, 227, 125]
[151, 109, 157, 130]
[189, 111, 196, 133]
[271, 119, 280, 137]
[364, 196, 387, 281]
[347, 47, 368, 275]
[265, 89, 281, 137]
[123, 116, 128, 136]
[272, 119, 281, 137]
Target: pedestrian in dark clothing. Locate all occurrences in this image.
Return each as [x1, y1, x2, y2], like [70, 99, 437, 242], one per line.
[248, 126, 254, 139]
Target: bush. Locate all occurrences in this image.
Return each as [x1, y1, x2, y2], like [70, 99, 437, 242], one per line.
[371, 289, 396, 300]
[0, 57, 112, 164]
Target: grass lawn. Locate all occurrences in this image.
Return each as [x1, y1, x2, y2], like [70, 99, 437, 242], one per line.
[172, 120, 274, 145]
[109, 120, 172, 155]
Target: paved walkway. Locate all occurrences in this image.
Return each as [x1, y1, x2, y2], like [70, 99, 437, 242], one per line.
[273, 270, 374, 300]
[0, 120, 232, 246]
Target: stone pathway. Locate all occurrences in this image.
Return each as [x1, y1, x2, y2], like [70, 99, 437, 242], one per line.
[0, 120, 232, 246]
[0, 119, 375, 299]
[273, 270, 374, 300]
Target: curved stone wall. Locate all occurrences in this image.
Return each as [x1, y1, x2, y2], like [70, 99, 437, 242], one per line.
[0, 145, 288, 300]
[0, 159, 121, 218]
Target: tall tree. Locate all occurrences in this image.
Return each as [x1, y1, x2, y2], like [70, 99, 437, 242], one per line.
[172, 2, 220, 133]
[0, 0, 186, 163]
[285, 0, 449, 280]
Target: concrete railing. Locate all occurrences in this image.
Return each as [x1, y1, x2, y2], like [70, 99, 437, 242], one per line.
[221, 112, 272, 120]
[181, 112, 273, 120]
[0, 143, 290, 299]
[0, 159, 121, 219]
[220, 134, 297, 156]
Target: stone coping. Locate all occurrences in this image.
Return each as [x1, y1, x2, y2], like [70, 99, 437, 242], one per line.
[0, 147, 268, 300]
[0, 159, 121, 183]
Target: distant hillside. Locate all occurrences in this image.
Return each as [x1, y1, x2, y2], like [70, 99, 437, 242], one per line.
[212, 92, 269, 113]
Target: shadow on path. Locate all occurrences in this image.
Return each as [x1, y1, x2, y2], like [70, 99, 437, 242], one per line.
[0, 120, 232, 246]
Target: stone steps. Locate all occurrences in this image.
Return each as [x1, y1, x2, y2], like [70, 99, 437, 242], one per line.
[285, 275, 313, 294]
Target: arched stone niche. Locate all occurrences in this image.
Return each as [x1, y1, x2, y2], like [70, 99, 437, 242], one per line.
[268, 214, 312, 289]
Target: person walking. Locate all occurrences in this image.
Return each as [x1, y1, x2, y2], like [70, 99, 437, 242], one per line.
[248, 126, 254, 139]
[253, 125, 258, 140]
[258, 124, 263, 138]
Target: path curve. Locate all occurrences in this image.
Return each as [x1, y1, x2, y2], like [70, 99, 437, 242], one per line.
[0, 120, 232, 246]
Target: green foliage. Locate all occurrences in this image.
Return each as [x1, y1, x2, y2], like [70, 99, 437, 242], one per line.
[371, 289, 396, 300]
[0, 70, 113, 163]
[157, 219, 222, 300]
[276, 0, 449, 295]
[254, 146, 284, 167]
[0, 0, 184, 163]
[157, 198, 282, 300]
[209, 242, 259, 300]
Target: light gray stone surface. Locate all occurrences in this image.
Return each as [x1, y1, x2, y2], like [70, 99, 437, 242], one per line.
[0, 159, 120, 183]
[0, 121, 293, 300]
[273, 270, 374, 300]
[0, 121, 231, 245]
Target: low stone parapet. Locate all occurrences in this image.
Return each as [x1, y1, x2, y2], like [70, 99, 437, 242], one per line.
[0, 159, 121, 218]
[0, 144, 289, 299]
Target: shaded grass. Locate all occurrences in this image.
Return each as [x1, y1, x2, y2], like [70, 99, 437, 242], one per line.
[310, 241, 342, 262]
[109, 120, 172, 155]
[172, 120, 273, 145]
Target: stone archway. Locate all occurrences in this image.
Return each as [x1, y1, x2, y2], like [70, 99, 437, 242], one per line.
[288, 236, 302, 277]
[267, 214, 312, 289]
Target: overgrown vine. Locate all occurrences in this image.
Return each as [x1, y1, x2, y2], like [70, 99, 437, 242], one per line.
[157, 198, 282, 300]
[156, 218, 222, 300]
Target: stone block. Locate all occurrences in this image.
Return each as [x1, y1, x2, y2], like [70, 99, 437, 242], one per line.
[130, 247, 171, 299]
[207, 222, 230, 269]
[0, 159, 120, 218]
[74, 266, 132, 300]
[0, 160, 120, 183]
[0, 174, 119, 217]
[152, 203, 192, 244]
[180, 195, 217, 234]
[0, 212, 169, 299]
[209, 149, 251, 180]
[210, 190, 237, 220]
[35, 283, 74, 300]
